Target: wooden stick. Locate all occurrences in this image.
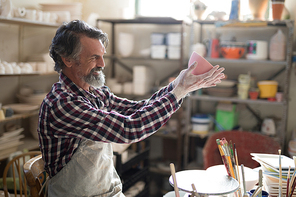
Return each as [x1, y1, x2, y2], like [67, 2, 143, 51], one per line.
[191, 183, 199, 197]
[279, 149, 282, 197]
[234, 143, 242, 197]
[170, 163, 180, 197]
[287, 166, 291, 197]
[241, 164, 248, 197]
[258, 169, 262, 197]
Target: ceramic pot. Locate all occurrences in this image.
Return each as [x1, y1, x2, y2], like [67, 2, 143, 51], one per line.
[249, 0, 269, 20]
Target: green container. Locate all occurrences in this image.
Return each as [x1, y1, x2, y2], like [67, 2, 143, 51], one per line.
[215, 104, 239, 131]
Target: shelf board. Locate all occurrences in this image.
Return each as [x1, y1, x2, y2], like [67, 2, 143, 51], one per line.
[98, 17, 191, 25]
[121, 148, 149, 173]
[193, 19, 292, 27]
[0, 16, 59, 27]
[0, 72, 57, 77]
[154, 131, 178, 139]
[104, 55, 185, 62]
[205, 58, 286, 65]
[0, 110, 39, 123]
[0, 137, 39, 161]
[188, 132, 212, 139]
[18, 137, 39, 151]
[104, 55, 286, 66]
[189, 95, 285, 106]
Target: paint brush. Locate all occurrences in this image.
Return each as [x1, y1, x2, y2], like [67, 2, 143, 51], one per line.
[216, 139, 232, 177]
[221, 138, 235, 179]
[230, 140, 238, 180]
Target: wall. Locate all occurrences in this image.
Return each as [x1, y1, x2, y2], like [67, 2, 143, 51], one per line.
[77, 0, 296, 142]
[5, 0, 296, 143]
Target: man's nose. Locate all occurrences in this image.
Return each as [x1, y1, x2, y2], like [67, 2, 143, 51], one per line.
[97, 58, 105, 68]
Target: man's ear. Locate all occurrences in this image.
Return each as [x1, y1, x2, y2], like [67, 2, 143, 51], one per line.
[61, 57, 73, 68]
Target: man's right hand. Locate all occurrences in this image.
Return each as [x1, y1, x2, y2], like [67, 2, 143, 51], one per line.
[172, 61, 225, 101]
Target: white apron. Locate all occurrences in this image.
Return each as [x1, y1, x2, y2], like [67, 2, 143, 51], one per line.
[48, 139, 124, 197]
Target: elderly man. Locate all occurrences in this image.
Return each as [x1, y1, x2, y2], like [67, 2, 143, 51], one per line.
[38, 20, 224, 196]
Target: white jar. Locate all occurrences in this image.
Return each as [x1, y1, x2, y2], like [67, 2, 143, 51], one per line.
[269, 29, 286, 61]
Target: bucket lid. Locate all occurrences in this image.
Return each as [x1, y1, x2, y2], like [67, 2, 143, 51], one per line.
[191, 114, 210, 123]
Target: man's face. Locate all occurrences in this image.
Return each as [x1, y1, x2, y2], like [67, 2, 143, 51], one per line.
[74, 36, 106, 88]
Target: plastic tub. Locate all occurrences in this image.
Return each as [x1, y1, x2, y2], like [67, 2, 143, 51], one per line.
[191, 114, 211, 134]
[257, 80, 278, 98]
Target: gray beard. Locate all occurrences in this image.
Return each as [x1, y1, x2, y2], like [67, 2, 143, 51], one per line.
[83, 70, 105, 88]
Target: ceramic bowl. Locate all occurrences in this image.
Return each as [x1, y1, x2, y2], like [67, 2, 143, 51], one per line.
[188, 51, 213, 75]
[163, 191, 189, 197]
[17, 93, 47, 106]
[206, 164, 258, 191]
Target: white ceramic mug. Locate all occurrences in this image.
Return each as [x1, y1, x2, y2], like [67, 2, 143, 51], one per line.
[13, 7, 26, 18]
[246, 40, 268, 60]
[25, 9, 37, 21]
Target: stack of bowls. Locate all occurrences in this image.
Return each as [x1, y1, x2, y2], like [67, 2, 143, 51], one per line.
[39, 3, 82, 22]
[206, 79, 237, 97]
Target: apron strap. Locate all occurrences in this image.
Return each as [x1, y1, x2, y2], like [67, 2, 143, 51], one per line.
[39, 176, 50, 197]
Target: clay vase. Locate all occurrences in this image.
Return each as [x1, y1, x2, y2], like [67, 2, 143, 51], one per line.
[249, 0, 269, 20]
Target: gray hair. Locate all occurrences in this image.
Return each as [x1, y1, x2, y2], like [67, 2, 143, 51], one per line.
[49, 20, 108, 73]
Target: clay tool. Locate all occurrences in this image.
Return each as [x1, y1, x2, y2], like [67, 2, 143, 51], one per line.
[251, 186, 262, 197]
[287, 166, 291, 197]
[289, 157, 296, 197]
[234, 143, 241, 197]
[241, 164, 248, 197]
[279, 149, 282, 197]
[258, 169, 262, 197]
[170, 163, 180, 197]
[191, 183, 199, 197]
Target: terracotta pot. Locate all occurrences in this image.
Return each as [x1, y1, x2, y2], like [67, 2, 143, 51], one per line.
[249, 0, 269, 20]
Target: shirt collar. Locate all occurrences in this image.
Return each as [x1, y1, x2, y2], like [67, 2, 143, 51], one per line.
[59, 72, 96, 98]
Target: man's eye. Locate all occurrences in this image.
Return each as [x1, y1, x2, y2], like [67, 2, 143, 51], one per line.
[91, 57, 98, 61]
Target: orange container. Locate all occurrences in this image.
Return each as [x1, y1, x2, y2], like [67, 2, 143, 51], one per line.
[220, 42, 246, 59]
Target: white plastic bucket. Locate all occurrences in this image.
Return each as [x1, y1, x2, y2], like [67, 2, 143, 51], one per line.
[191, 114, 211, 134]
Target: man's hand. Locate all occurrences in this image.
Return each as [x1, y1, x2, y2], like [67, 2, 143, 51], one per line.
[172, 61, 225, 101]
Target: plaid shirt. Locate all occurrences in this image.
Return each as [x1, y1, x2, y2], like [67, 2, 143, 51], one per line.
[38, 73, 182, 178]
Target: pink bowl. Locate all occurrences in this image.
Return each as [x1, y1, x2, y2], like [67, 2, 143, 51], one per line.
[188, 51, 213, 75]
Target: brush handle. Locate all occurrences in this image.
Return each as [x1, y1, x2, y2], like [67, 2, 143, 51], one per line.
[258, 170, 262, 197]
[170, 163, 180, 197]
[241, 164, 247, 195]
